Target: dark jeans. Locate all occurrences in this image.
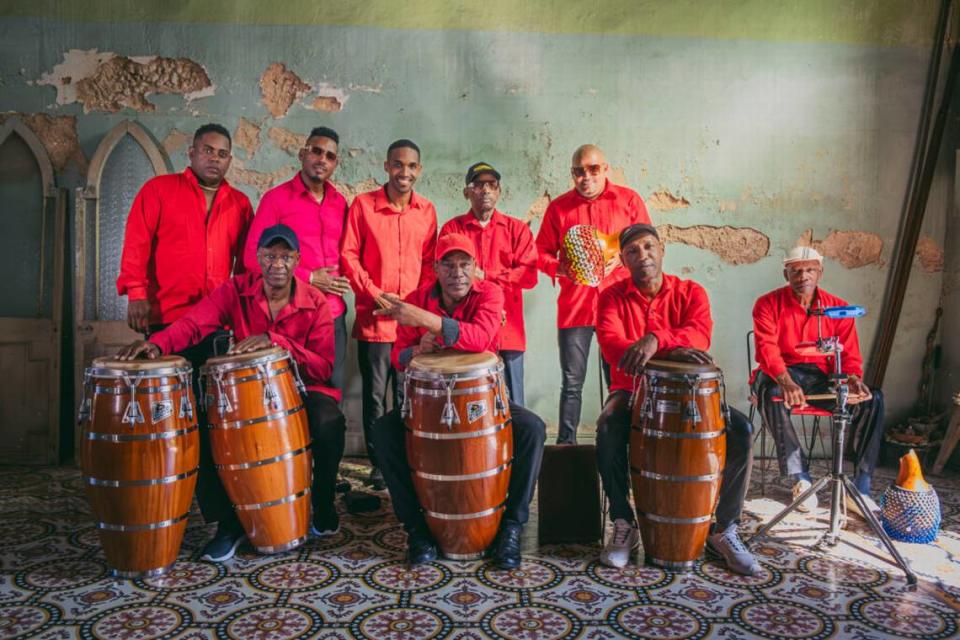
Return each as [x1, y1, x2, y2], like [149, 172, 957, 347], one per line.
[357, 340, 400, 465]
[596, 390, 753, 531]
[373, 403, 546, 537]
[558, 326, 611, 444]
[756, 364, 886, 490]
[331, 313, 347, 394]
[501, 350, 525, 407]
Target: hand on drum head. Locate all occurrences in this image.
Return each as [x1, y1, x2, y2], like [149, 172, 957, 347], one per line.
[228, 333, 273, 355]
[419, 331, 440, 355]
[619, 334, 659, 376]
[117, 340, 161, 360]
[666, 348, 714, 365]
[126, 299, 151, 333]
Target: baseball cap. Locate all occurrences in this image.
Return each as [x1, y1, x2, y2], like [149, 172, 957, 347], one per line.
[619, 223, 660, 249]
[436, 233, 477, 261]
[258, 224, 300, 252]
[465, 162, 501, 185]
[783, 246, 823, 265]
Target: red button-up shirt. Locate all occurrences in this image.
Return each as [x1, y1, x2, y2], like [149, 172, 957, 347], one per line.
[391, 279, 505, 372]
[150, 272, 338, 401]
[117, 169, 253, 325]
[439, 210, 537, 351]
[535, 181, 650, 329]
[597, 274, 712, 393]
[243, 174, 348, 318]
[753, 286, 863, 380]
[341, 187, 438, 342]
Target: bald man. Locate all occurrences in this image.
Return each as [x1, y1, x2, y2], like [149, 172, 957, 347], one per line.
[535, 145, 651, 444]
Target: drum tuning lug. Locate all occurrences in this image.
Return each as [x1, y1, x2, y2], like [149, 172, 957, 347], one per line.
[263, 384, 281, 411]
[217, 393, 233, 414]
[684, 401, 701, 423]
[121, 400, 145, 425]
[179, 396, 194, 420]
[77, 397, 91, 423]
[495, 390, 506, 416]
[440, 402, 460, 428]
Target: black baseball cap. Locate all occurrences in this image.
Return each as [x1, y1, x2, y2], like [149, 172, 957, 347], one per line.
[465, 161, 501, 185]
[619, 223, 660, 249]
[258, 224, 300, 252]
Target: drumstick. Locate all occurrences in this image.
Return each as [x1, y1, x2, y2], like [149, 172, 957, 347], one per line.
[803, 393, 868, 402]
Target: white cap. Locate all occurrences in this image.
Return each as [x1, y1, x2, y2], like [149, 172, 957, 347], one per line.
[783, 246, 823, 265]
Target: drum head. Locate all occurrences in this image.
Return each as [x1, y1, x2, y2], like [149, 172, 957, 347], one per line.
[644, 359, 720, 378]
[203, 346, 288, 370]
[89, 355, 190, 377]
[408, 350, 500, 374]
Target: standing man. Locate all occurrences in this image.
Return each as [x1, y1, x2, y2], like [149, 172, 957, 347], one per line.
[341, 139, 438, 488]
[536, 145, 651, 444]
[244, 126, 350, 392]
[752, 247, 885, 516]
[439, 162, 538, 405]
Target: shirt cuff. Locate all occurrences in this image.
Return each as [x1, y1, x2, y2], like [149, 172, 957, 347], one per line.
[398, 347, 415, 367]
[441, 317, 460, 347]
[125, 286, 148, 301]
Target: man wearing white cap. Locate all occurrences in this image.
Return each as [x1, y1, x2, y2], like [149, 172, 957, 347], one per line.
[752, 246, 886, 516]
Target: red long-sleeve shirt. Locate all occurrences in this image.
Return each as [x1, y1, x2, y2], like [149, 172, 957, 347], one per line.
[535, 181, 650, 328]
[340, 187, 438, 342]
[597, 274, 713, 393]
[242, 174, 348, 318]
[116, 169, 253, 325]
[752, 286, 863, 380]
[439, 210, 537, 351]
[150, 272, 338, 401]
[390, 279, 505, 372]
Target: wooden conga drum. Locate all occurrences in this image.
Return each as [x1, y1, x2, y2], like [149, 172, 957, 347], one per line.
[79, 356, 199, 577]
[404, 351, 512, 559]
[201, 347, 312, 554]
[629, 360, 727, 570]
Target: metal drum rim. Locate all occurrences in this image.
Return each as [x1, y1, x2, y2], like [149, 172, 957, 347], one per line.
[200, 348, 290, 374]
[405, 363, 504, 383]
[86, 365, 193, 379]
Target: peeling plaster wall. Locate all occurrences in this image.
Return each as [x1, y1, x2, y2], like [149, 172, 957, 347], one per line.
[0, 1, 955, 452]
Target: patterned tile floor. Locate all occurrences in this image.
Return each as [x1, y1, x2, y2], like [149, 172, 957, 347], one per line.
[1, 459, 958, 639]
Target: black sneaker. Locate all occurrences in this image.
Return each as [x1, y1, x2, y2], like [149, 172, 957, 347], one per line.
[310, 509, 340, 537]
[367, 467, 386, 491]
[491, 522, 523, 570]
[406, 531, 438, 566]
[200, 523, 245, 562]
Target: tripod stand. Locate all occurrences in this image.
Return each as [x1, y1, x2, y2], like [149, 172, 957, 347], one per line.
[748, 316, 918, 585]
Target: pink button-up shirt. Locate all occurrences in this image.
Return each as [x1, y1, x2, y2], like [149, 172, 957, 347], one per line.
[243, 174, 348, 318]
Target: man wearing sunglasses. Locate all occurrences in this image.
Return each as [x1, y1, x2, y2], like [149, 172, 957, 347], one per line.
[439, 162, 538, 406]
[535, 145, 651, 444]
[243, 126, 350, 395]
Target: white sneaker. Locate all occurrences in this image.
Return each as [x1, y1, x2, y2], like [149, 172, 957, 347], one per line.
[793, 479, 818, 513]
[845, 491, 880, 519]
[600, 519, 640, 569]
[707, 524, 761, 576]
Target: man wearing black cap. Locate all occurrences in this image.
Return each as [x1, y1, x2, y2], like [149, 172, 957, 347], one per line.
[439, 162, 538, 405]
[594, 223, 758, 576]
[119, 224, 345, 562]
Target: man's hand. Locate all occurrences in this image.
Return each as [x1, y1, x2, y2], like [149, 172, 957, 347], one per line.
[776, 372, 807, 408]
[117, 340, 160, 361]
[619, 334, 659, 376]
[310, 267, 351, 296]
[374, 293, 394, 309]
[847, 375, 873, 403]
[419, 331, 439, 355]
[373, 293, 431, 328]
[603, 254, 622, 278]
[667, 347, 714, 365]
[229, 333, 273, 354]
[126, 300, 151, 333]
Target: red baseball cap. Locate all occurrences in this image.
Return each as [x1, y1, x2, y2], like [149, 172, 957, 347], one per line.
[436, 233, 477, 261]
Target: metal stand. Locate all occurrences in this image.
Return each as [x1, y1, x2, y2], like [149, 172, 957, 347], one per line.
[747, 335, 917, 585]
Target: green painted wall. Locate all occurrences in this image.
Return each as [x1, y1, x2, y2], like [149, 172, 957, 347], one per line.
[0, 1, 954, 454]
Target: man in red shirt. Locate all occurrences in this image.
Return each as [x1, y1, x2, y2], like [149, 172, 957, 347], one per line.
[439, 162, 538, 405]
[596, 223, 758, 576]
[243, 126, 350, 391]
[341, 139, 438, 488]
[118, 224, 344, 562]
[370, 234, 546, 569]
[536, 144, 651, 444]
[752, 247, 885, 516]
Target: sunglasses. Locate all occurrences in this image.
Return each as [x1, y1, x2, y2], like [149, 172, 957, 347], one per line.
[571, 164, 604, 178]
[305, 146, 338, 162]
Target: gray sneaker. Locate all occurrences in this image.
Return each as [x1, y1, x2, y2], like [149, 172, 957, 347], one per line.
[599, 519, 640, 569]
[706, 524, 761, 576]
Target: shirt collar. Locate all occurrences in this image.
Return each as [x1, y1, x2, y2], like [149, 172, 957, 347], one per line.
[239, 273, 316, 310]
[427, 280, 479, 317]
[462, 209, 506, 229]
[782, 285, 821, 311]
[573, 179, 616, 204]
[293, 173, 334, 201]
[626, 272, 675, 301]
[374, 185, 424, 213]
[183, 167, 233, 192]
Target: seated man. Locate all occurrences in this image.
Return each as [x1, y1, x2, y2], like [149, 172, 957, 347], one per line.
[752, 246, 884, 515]
[118, 224, 345, 561]
[371, 233, 546, 569]
[596, 223, 759, 576]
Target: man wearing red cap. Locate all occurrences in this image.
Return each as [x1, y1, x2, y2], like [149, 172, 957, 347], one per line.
[440, 162, 538, 405]
[371, 233, 546, 569]
[753, 246, 885, 516]
[536, 144, 651, 444]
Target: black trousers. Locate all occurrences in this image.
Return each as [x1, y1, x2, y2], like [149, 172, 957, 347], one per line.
[357, 341, 400, 464]
[500, 350, 525, 408]
[755, 363, 886, 484]
[557, 326, 611, 444]
[596, 390, 753, 531]
[373, 403, 546, 536]
[331, 313, 347, 394]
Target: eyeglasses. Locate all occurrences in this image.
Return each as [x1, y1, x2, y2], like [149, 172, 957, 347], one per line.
[468, 180, 500, 192]
[571, 164, 603, 178]
[305, 146, 338, 162]
[258, 252, 298, 266]
[197, 145, 231, 160]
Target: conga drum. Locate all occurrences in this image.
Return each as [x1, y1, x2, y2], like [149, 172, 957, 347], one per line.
[629, 360, 727, 570]
[201, 347, 312, 554]
[79, 356, 198, 577]
[404, 351, 512, 559]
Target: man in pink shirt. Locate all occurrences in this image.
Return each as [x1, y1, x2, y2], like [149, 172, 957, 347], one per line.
[244, 127, 350, 391]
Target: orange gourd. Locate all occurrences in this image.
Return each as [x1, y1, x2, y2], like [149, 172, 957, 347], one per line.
[895, 449, 931, 492]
